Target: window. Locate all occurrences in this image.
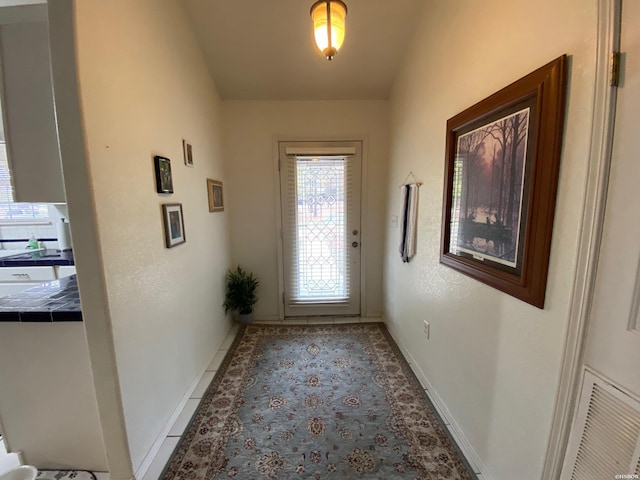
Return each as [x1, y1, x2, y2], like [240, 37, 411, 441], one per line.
[0, 142, 49, 222]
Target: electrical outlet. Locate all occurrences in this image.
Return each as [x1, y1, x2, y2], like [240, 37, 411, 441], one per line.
[423, 320, 430, 339]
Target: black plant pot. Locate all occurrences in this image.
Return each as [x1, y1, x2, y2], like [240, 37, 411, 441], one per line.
[236, 311, 254, 324]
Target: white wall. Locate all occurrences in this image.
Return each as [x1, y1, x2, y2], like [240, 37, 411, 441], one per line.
[49, 0, 231, 475]
[0, 323, 106, 469]
[222, 101, 388, 318]
[383, 1, 597, 479]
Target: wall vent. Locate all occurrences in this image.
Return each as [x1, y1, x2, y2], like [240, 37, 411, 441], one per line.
[561, 369, 640, 480]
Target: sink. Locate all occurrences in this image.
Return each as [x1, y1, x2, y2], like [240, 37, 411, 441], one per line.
[0, 466, 37, 480]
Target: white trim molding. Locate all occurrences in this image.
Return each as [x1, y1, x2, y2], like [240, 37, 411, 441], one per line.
[627, 255, 640, 333]
[272, 135, 370, 320]
[382, 313, 496, 480]
[135, 323, 236, 480]
[135, 372, 202, 480]
[542, 0, 620, 478]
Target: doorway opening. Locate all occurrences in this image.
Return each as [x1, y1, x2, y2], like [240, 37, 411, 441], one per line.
[278, 141, 362, 317]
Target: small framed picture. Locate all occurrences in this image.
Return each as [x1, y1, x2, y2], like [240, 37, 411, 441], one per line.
[182, 139, 194, 167]
[154, 156, 173, 193]
[207, 179, 224, 212]
[162, 203, 186, 248]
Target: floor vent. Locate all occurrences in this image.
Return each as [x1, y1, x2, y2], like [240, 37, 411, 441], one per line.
[561, 369, 640, 480]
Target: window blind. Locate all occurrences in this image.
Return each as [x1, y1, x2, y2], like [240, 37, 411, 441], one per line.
[0, 142, 49, 221]
[283, 154, 355, 305]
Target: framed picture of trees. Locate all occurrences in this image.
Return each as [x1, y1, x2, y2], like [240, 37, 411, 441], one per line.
[440, 55, 567, 309]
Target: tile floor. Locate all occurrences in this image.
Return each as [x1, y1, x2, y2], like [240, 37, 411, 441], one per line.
[141, 316, 481, 480]
[141, 322, 238, 480]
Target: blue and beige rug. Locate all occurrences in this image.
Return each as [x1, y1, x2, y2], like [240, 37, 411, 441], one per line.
[36, 471, 96, 480]
[162, 323, 476, 479]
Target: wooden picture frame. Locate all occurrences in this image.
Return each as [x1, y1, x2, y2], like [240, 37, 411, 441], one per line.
[182, 139, 194, 167]
[162, 203, 186, 248]
[154, 156, 173, 193]
[440, 55, 567, 309]
[207, 179, 224, 212]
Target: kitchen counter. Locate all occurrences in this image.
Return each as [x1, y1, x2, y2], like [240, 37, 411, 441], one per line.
[0, 248, 74, 267]
[0, 275, 81, 322]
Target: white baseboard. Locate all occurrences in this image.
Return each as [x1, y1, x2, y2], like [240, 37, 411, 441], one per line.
[382, 313, 496, 480]
[134, 372, 201, 479]
[135, 324, 232, 479]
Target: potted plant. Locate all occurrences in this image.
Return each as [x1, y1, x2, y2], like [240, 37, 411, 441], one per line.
[223, 265, 259, 323]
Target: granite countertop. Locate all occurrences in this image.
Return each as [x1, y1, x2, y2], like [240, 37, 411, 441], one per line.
[0, 275, 81, 322]
[0, 249, 74, 267]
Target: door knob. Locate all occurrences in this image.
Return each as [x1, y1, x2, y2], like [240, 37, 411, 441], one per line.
[352, 241, 359, 247]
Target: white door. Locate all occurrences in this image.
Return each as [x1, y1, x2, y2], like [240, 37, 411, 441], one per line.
[584, 0, 640, 403]
[279, 141, 362, 317]
[559, 3, 640, 477]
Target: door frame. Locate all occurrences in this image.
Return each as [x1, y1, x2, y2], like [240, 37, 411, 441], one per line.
[272, 136, 369, 320]
[542, 0, 620, 477]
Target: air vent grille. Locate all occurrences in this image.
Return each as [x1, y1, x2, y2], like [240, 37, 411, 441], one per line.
[562, 369, 640, 480]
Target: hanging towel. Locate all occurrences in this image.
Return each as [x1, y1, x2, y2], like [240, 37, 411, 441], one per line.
[399, 184, 419, 263]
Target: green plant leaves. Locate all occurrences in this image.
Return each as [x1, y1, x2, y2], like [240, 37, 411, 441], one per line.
[223, 265, 259, 315]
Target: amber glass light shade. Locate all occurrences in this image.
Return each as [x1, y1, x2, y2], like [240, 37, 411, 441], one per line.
[310, 0, 347, 60]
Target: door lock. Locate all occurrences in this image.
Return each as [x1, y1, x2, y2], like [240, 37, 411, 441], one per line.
[352, 241, 359, 247]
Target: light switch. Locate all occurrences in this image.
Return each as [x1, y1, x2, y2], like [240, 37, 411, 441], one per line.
[391, 215, 398, 227]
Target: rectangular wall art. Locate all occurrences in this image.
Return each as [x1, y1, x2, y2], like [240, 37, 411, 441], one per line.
[154, 156, 174, 193]
[162, 203, 186, 248]
[440, 55, 567, 308]
[183, 139, 194, 167]
[207, 179, 224, 212]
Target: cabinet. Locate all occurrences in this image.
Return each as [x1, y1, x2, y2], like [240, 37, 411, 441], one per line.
[0, 18, 66, 203]
[56, 265, 76, 279]
[0, 265, 75, 297]
[0, 266, 57, 297]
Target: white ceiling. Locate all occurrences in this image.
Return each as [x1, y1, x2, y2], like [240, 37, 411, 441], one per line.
[182, 0, 425, 101]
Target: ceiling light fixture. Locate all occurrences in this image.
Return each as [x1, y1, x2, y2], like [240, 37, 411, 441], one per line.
[310, 0, 347, 61]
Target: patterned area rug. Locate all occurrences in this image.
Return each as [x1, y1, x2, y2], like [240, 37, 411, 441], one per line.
[162, 323, 477, 480]
[36, 471, 96, 480]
